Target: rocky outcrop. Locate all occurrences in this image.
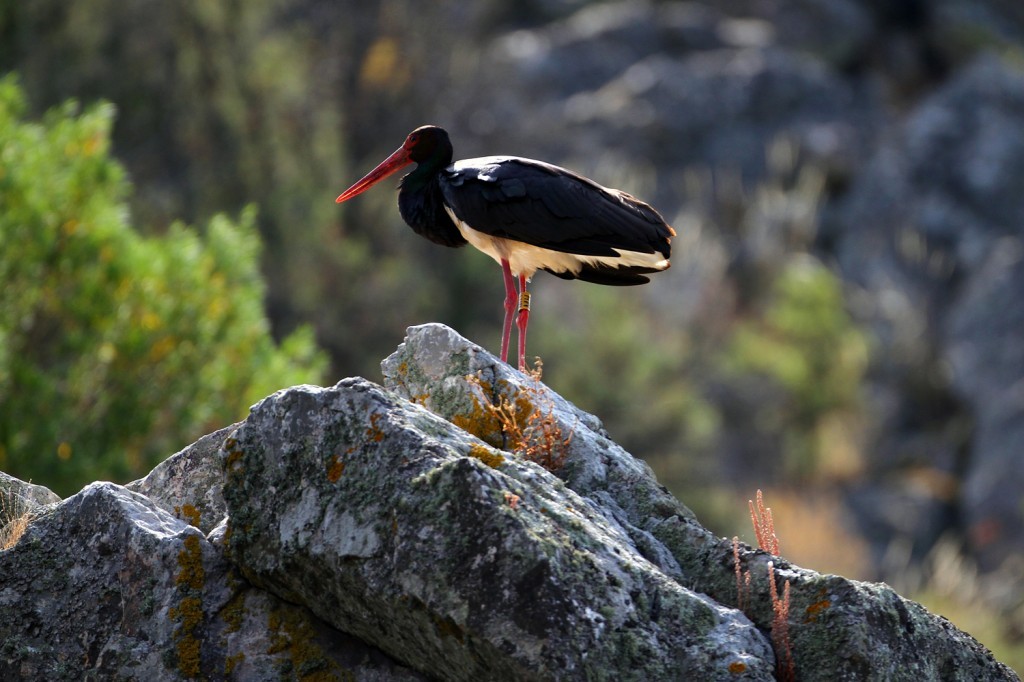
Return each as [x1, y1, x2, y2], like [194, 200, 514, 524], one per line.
[380, 324, 1017, 681]
[223, 378, 771, 680]
[0, 444, 423, 680]
[0, 325, 1016, 680]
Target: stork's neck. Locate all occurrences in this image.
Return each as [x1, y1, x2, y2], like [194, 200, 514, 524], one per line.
[397, 157, 464, 248]
[398, 169, 444, 226]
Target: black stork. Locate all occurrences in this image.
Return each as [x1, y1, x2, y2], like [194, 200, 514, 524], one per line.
[336, 125, 675, 371]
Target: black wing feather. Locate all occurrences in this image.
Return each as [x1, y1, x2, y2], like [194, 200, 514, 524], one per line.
[439, 157, 673, 259]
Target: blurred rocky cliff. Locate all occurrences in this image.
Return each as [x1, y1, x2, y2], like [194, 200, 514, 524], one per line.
[444, 0, 1024, 591]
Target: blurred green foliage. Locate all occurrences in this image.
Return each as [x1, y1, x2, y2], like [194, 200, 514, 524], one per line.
[0, 76, 327, 496]
[720, 255, 869, 479]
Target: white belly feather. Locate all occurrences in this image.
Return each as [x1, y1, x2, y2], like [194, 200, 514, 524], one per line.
[444, 206, 669, 280]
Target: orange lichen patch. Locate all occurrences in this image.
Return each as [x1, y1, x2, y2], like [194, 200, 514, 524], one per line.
[326, 454, 345, 483]
[175, 504, 202, 529]
[728, 661, 748, 674]
[804, 598, 832, 623]
[450, 379, 505, 446]
[468, 443, 505, 469]
[365, 412, 386, 443]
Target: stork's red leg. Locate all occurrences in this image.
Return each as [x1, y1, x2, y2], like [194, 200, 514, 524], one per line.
[516, 274, 530, 371]
[500, 259, 516, 364]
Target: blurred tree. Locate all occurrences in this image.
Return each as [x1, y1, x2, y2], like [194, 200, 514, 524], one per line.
[0, 76, 327, 496]
[720, 255, 869, 480]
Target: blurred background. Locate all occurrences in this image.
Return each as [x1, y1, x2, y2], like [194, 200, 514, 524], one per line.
[1, 0, 1022, 670]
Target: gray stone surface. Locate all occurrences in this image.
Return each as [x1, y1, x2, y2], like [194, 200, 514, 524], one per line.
[0, 470, 61, 510]
[223, 377, 774, 681]
[0, 325, 1016, 680]
[0, 478, 423, 680]
[127, 424, 236, 535]
[381, 323, 1018, 681]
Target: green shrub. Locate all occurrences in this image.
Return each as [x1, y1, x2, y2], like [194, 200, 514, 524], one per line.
[0, 76, 327, 495]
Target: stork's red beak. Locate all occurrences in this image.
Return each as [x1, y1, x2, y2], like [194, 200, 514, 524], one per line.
[336, 145, 414, 203]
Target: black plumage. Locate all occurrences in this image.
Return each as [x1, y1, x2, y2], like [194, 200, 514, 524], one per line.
[439, 156, 673, 284]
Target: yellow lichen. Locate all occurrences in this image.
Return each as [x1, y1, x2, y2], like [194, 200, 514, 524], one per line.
[225, 651, 245, 675]
[220, 588, 246, 634]
[173, 596, 203, 676]
[176, 534, 205, 591]
[468, 443, 505, 469]
[171, 533, 206, 676]
[450, 379, 505, 446]
[267, 606, 347, 680]
[175, 504, 202, 529]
